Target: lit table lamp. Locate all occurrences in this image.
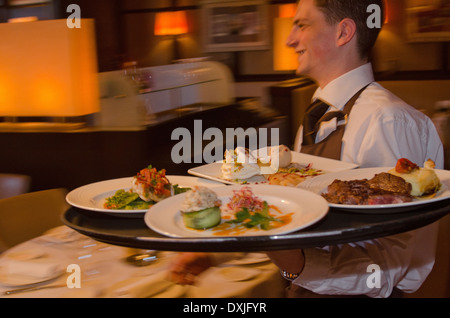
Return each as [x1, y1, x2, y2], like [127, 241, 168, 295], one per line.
[273, 4, 297, 71]
[273, 16, 298, 71]
[154, 11, 188, 61]
[0, 19, 100, 130]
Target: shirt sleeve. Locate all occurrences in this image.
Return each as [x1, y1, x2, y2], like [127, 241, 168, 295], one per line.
[294, 222, 438, 298]
[342, 109, 444, 169]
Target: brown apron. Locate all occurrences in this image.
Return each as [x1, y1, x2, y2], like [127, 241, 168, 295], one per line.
[300, 85, 368, 160]
[291, 87, 364, 298]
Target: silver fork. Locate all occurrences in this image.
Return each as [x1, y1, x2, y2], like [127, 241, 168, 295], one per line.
[2, 284, 67, 296]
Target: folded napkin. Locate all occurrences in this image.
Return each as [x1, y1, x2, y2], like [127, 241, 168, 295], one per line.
[103, 271, 176, 298]
[3, 258, 62, 281]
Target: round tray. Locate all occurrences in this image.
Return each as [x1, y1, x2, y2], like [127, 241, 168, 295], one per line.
[62, 197, 450, 252]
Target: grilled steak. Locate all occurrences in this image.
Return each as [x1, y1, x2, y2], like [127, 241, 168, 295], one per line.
[322, 172, 413, 205]
[367, 173, 411, 195]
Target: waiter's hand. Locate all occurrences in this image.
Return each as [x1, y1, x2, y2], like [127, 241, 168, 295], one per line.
[266, 249, 305, 275]
[168, 252, 213, 285]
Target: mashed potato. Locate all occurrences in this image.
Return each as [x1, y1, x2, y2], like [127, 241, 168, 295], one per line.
[388, 159, 441, 196]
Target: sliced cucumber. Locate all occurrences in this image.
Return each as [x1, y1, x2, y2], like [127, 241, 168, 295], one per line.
[182, 207, 221, 229]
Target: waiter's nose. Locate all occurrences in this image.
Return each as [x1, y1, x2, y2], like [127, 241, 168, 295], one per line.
[286, 27, 298, 49]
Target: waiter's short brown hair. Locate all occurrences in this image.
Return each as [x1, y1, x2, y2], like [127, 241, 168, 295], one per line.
[313, 0, 384, 59]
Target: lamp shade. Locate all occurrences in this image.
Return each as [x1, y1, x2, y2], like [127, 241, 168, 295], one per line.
[273, 17, 298, 71]
[154, 11, 188, 36]
[0, 19, 100, 117]
[278, 3, 297, 18]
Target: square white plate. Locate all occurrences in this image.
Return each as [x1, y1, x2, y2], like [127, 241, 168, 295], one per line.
[188, 151, 359, 185]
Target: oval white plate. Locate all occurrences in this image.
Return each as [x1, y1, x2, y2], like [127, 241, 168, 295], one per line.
[66, 176, 224, 217]
[144, 184, 329, 238]
[299, 167, 450, 213]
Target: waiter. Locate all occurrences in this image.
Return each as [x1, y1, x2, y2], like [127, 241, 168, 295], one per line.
[266, 0, 444, 297]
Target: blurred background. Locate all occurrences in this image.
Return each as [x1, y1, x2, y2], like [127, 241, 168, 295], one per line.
[1, 0, 448, 79]
[0, 0, 449, 192]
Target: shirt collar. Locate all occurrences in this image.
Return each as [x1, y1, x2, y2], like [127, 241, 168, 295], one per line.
[312, 63, 374, 111]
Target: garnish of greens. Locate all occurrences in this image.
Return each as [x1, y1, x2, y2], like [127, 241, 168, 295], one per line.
[105, 185, 190, 210]
[226, 201, 282, 230]
[173, 184, 191, 194]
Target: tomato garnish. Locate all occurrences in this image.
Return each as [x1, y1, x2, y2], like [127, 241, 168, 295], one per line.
[395, 158, 419, 174]
[135, 166, 171, 196]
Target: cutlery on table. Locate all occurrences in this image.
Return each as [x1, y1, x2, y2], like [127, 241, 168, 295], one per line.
[2, 284, 67, 296]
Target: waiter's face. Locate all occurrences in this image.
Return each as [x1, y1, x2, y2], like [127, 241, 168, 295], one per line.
[287, 0, 339, 81]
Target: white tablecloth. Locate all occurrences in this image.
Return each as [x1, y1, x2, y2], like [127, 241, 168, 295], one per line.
[0, 226, 287, 298]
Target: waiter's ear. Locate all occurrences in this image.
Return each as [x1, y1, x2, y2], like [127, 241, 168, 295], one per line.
[336, 18, 356, 47]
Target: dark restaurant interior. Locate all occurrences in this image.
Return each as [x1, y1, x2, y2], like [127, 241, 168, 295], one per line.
[0, 0, 449, 299]
[1, 0, 449, 191]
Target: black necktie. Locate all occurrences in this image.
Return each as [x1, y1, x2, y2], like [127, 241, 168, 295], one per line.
[302, 100, 346, 145]
[302, 99, 330, 145]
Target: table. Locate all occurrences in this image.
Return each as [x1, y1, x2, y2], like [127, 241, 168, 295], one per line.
[0, 226, 286, 298]
[62, 196, 450, 252]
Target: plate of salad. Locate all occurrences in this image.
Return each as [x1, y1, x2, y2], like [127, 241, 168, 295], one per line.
[145, 185, 329, 237]
[66, 166, 224, 218]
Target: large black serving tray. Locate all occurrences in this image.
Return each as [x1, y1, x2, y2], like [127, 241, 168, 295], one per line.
[62, 196, 450, 252]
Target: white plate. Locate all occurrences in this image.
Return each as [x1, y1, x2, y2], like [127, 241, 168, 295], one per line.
[144, 184, 329, 238]
[66, 176, 224, 217]
[188, 151, 358, 185]
[299, 167, 450, 213]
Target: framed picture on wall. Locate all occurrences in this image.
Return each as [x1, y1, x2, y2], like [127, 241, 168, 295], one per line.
[406, 0, 450, 42]
[201, 0, 269, 52]
[7, 0, 50, 5]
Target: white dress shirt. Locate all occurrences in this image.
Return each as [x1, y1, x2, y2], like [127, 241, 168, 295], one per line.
[294, 63, 444, 169]
[293, 63, 445, 297]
